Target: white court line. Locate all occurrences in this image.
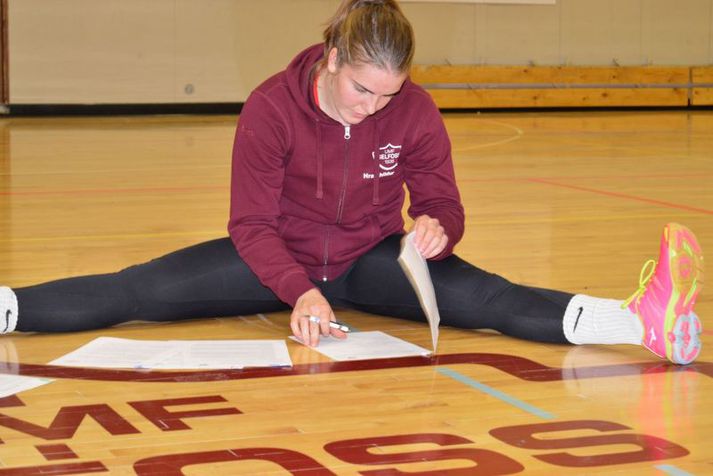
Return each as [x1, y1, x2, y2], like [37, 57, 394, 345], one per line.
[452, 116, 525, 152]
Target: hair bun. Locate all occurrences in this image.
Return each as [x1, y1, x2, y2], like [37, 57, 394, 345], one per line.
[323, 0, 414, 73]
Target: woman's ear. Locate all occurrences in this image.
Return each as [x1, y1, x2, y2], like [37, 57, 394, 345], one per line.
[327, 47, 340, 74]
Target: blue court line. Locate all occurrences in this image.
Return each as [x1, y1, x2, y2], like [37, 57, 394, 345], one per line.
[436, 367, 556, 420]
[655, 465, 694, 476]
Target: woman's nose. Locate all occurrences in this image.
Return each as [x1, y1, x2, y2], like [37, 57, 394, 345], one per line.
[365, 95, 379, 115]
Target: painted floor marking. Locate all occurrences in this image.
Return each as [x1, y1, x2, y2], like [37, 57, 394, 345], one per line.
[437, 366, 556, 420]
[655, 464, 694, 476]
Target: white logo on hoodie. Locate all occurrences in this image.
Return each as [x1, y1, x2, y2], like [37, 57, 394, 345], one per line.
[364, 143, 401, 179]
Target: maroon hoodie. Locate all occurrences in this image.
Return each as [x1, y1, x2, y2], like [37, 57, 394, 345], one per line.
[228, 44, 464, 306]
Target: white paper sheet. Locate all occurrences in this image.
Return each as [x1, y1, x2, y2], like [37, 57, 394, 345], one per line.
[397, 232, 441, 352]
[291, 331, 431, 361]
[0, 374, 53, 398]
[49, 337, 292, 369]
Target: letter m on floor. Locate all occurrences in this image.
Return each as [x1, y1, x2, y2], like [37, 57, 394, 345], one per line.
[0, 404, 140, 441]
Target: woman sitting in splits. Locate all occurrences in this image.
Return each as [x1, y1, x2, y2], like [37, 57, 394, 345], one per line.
[0, 0, 704, 365]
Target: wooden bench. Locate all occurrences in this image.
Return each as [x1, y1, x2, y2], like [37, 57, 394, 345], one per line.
[692, 66, 713, 106]
[410, 65, 711, 108]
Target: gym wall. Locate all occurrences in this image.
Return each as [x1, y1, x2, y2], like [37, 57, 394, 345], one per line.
[7, 0, 713, 105]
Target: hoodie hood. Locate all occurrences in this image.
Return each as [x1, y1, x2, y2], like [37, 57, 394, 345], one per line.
[285, 44, 325, 122]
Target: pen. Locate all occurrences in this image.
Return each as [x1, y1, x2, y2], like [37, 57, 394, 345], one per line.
[306, 315, 351, 333]
[329, 320, 351, 333]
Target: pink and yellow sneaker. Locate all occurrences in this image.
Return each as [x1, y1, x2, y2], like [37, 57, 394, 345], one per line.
[624, 223, 704, 365]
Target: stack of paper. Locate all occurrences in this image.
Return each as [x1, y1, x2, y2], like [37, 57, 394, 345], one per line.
[0, 374, 53, 398]
[291, 331, 431, 360]
[49, 337, 292, 369]
[397, 232, 441, 352]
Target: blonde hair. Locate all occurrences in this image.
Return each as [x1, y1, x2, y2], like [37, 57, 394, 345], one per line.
[323, 0, 415, 73]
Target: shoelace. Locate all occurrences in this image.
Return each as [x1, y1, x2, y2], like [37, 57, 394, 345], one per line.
[621, 259, 657, 309]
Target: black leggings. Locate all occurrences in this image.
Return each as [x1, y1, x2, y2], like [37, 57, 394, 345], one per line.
[15, 235, 571, 343]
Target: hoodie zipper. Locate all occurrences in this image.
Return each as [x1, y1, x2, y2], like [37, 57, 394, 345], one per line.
[336, 125, 351, 224]
[321, 227, 330, 282]
[322, 125, 352, 281]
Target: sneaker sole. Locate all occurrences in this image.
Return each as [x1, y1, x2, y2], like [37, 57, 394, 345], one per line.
[666, 223, 704, 364]
[670, 312, 702, 364]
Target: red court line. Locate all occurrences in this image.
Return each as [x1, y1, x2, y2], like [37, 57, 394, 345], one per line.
[0, 185, 226, 196]
[526, 178, 713, 215]
[3, 173, 710, 198]
[2, 353, 711, 388]
[459, 172, 713, 184]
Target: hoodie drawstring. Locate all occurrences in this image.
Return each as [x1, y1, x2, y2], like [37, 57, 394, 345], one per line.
[372, 120, 381, 206]
[315, 120, 324, 199]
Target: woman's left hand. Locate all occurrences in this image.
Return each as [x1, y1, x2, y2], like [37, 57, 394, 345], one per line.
[410, 214, 448, 259]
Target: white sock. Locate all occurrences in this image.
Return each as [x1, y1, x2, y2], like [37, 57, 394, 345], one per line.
[562, 294, 644, 345]
[1, 287, 18, 334]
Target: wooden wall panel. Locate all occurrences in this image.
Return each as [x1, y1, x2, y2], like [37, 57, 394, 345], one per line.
[411, 65, 691, 108]
[410, 65, 690, 85]
[425, 87, 688, 109]
[691, 66, 713, 106]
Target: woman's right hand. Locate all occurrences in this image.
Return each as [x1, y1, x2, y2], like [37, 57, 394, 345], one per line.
[290, 288, 346, 347]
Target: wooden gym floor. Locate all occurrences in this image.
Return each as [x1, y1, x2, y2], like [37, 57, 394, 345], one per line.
[0, 109, 711, 474]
